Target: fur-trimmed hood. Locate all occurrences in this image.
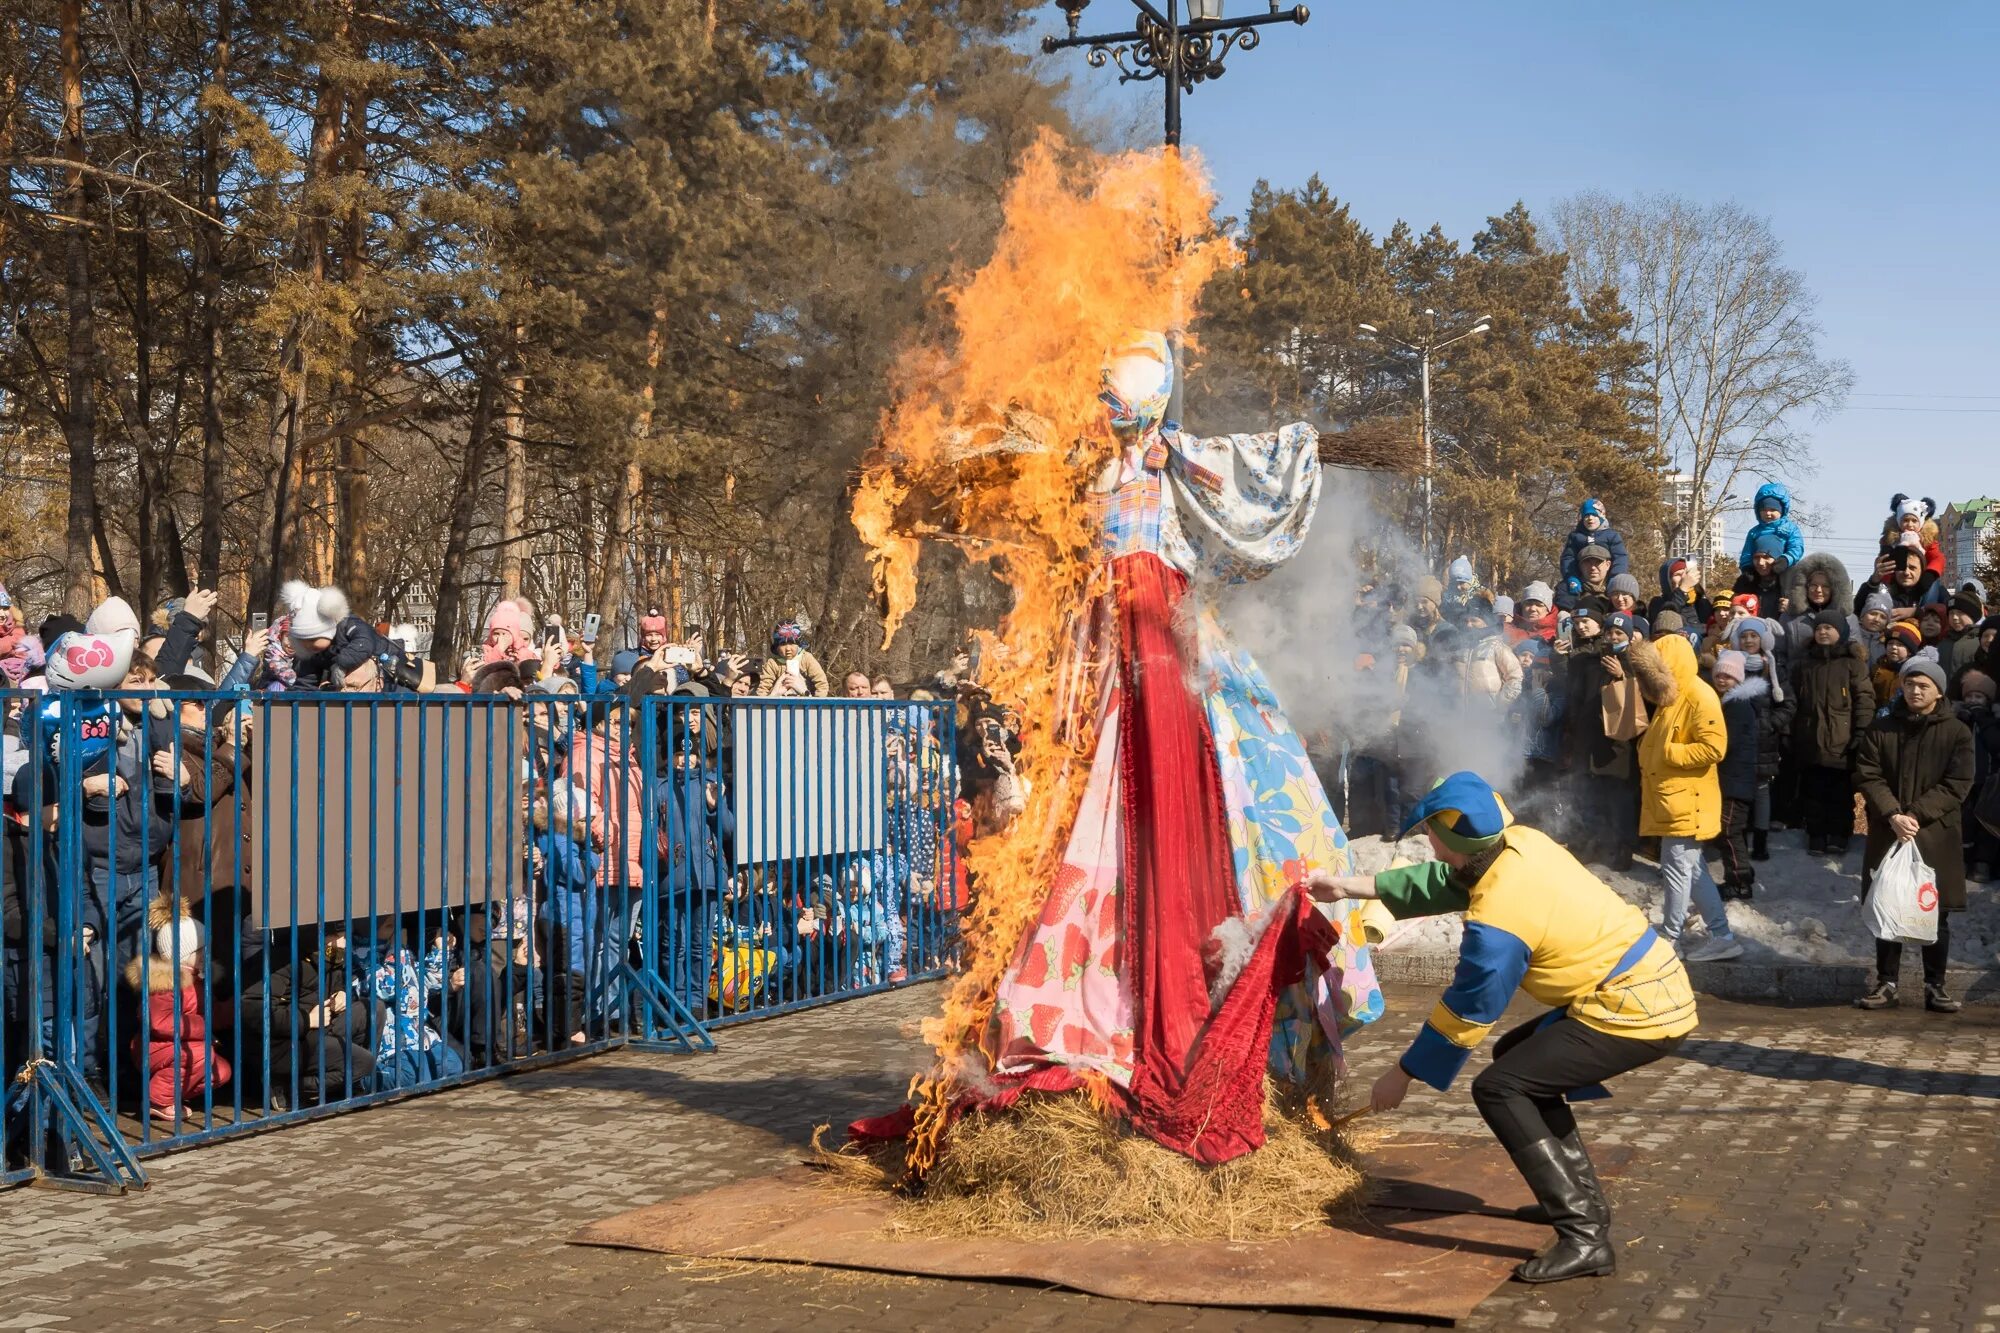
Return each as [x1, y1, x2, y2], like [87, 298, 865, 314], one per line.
[1880, 515, 1941, 549]
[530, 798, 604, 850]
[123, 950, 199, 992]
[1784, 551, 1854, 618]
[1626, 636, 1678, 708]
[1721, 674, 1771, 706]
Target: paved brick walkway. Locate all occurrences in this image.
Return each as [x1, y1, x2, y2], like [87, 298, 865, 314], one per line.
[3, 984, 1997, 1332]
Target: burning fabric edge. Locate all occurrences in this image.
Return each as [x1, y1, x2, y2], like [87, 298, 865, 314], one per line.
[848, 132, 1388, 1196]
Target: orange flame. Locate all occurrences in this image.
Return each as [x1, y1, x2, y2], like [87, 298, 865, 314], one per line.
[851, 132, 1234, 1175]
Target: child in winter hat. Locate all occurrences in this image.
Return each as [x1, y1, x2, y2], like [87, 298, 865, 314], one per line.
[1561, 498, 1630, 584]
[1878, 494, 1944, 577]
[280, 581, 350, 646]
[1737, 482, 1804, 569]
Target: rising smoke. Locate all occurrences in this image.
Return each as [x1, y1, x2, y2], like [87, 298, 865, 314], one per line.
[1204, 465, 1532, 835]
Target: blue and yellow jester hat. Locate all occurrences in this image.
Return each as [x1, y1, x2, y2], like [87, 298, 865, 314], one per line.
[1399, 771, 1514, 856]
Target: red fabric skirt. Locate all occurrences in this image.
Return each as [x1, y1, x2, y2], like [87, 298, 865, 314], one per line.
[851, 552, 1334, 1165]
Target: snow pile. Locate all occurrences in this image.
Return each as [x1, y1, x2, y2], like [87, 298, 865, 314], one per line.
[1353, 827, 2000, 971]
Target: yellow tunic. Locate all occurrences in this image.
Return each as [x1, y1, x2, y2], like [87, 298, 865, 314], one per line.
[1376, 824, 1699, 1089]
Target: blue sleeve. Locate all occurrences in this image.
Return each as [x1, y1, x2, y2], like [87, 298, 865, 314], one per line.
[219, 647, 259, 692]
[1559, 532, 1579, 583]
[1400, 921, 1533, 1091]
[713, 790, 735, 852]
[1781, 521, 1805, 566]
[1738, 525, 1759, 569]
[575, 660, 598, 693]
[1607, 529, 1630, 578]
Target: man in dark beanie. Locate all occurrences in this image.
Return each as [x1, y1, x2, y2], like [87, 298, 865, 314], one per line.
[1852, 657, 1975, 1012]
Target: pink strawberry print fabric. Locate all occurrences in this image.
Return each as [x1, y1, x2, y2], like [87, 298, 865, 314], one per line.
[992, 683, 1137, 1086]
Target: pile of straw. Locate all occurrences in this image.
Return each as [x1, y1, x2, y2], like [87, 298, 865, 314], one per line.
[815, 1079, 1371, 1242]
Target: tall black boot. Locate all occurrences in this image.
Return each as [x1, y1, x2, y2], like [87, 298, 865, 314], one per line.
[1750, 829, 1770, 862]
[1512, 1132, 1609, 1226]
[1510, 1138, 1615, 1283]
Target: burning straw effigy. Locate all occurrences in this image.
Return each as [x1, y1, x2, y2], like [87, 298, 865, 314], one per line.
[835, 133, 1385, 1241]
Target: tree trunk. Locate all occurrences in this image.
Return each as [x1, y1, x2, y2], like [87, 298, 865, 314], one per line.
[59, 0, 99, 618]
[248, 9, 346, 612]
[430, 377, 497, 668]
[1, 43, 16, 263]
[334, 97, 371, 612]
[197, 0, 231, 597]
[593, 301, 664, 620]
[498, 327, 527, 598]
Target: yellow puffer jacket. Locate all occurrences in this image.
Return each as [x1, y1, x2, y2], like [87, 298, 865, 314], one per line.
[1636, 634, 1725, 839]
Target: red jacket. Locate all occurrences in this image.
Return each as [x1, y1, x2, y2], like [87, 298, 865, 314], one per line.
[123, 956, 232, 1112]
[1506, 608, 1559, 645]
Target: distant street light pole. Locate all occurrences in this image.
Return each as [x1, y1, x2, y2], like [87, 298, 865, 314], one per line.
[1358, 309, 1491, 562]
[1045, 1, 1312, 426]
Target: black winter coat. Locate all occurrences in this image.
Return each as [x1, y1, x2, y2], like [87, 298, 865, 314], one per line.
[1716, 681, 1761, 803]
[1559, 638, 1625, 775]
[1789, 640, 1874, 769]
[1852, 702, 1976, 910]
[1648, 559, 1714, 631]
[1748, 669, 1796, 785]
[1732, 560, 1791, 619]
[1854, 569, 1938, 616]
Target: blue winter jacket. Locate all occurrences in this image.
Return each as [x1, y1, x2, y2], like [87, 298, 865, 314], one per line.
[1560, 524, 1630, 583]
[1738, 482, 1805, 569]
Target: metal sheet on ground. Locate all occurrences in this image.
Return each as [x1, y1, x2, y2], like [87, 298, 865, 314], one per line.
[569, 1132, 1634, 1323]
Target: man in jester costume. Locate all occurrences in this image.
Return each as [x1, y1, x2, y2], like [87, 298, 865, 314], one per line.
[1311, 771, 1699, 1283]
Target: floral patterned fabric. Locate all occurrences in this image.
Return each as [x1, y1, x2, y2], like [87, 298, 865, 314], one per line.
[1163, 423, 1321, 586]
[1195, 608, 1385, 1080]
[991, 422, 1378, 1094]
[993, 680, 1136, 1086]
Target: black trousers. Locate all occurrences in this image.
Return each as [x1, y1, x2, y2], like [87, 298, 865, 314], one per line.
[1712, 797, 1755, 889]
[1799, 765, 1853, 839]
[1470, 1013, 1684, 1155]
[1876, 911, 1952, 989]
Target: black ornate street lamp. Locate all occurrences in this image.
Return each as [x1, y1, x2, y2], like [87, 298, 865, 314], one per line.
[1044, 0, 1311, 147]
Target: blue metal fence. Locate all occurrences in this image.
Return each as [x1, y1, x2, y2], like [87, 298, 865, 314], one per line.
[2, 688, 958, 1192]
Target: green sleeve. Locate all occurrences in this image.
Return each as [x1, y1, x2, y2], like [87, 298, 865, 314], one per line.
[1373, 861, 1470, 919]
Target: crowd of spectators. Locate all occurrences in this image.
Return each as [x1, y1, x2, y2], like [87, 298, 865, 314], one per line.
[1, 580, 1023, 1136]
[1338, 486, 1998, 1013]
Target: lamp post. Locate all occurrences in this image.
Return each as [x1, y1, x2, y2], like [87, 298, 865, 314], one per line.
[1046, 1, 1311, 425]
[1357, 310, 1491, 563]
[1044, 0, 1312, 149]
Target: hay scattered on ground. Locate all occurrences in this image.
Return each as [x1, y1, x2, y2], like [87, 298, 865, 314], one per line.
[813, 1079, 1372, 1242]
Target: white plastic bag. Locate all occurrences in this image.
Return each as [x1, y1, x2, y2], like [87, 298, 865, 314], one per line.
[1864, 839, 1939, 945]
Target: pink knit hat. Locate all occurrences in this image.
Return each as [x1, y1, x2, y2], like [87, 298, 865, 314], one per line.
[482, 600, 540, 665]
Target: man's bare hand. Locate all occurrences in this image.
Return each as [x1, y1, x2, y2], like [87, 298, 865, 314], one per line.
[1306, 871, 1378, 903]
[1371, 1067, 1413, 1113]
[1889, 812, 1921, 842]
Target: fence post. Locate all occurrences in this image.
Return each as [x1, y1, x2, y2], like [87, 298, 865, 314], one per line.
[6, 693, 148, 1192]
[625, 694, 712, 1053]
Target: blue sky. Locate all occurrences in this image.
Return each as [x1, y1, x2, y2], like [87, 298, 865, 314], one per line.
[1046, 1, 1997, 581]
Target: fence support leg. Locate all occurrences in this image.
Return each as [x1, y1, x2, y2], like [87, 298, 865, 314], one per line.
[6, 1057, 148, 1194]
[619, 962, 716, 1054]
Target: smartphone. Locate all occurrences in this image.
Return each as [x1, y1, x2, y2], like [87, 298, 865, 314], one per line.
[582, 612, 601, 639]
[250, 612, 269, 635]
[546, 624, 565, 647]
[968, 637, 983, 680]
